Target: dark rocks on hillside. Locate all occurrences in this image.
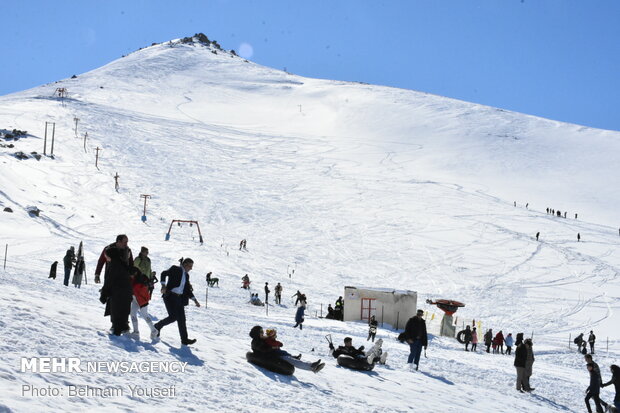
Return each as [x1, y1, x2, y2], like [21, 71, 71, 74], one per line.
[3, 207, 13, 213]
[27, 206, 41, 217]
[13, 151, 29, 160]
[30, 152, 42, 161]
[71, 75, 77, 79]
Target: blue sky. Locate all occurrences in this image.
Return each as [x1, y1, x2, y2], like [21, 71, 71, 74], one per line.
[2, 0, 619, 131]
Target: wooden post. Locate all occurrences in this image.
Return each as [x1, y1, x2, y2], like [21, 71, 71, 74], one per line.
[50, 122, 56, 155]
[43, 122, 48, 155]
[83, 132, 88, 152]
[3, 244, 7, 270]
[95, 147, 101, 169]
[73, 117, 79, 137]
[205, 285, 208, 309]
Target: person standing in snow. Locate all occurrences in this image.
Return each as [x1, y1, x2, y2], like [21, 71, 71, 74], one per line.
[514, 340, 528, 392]
[524, 338, 535, 391]
[588, 330, 596, 354]
[334, 296, 344, 321]
[95, 234, 133, 284]
[463, 325, 473, 351]
[49, 261, 58, 279]
[536, 232, 540, 241]
[578, 233, 581, 242]
[602, 364, 620, 412]
[471, 327, 478, 352]
[293, 302, 306, 329]
[494, 330, 505, 354]
[368, 315, 378, 342]
[133, 246, 156, 296]
[129, 268, 158, 340]
[264, 282, 270, 305]
[484, 329, 493, 353]
[154, 258, 200, 345]
[99, 247, 133, 336]
[292, 290, 303, 306]
[505, 333, 514, 355]
[274, 282, 282, 304]
[404, 309, 428, 371]
[63, 246, 76, 286]
[585, 363, 605, 413]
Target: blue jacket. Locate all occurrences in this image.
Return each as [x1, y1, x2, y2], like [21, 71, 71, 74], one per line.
[505, 335, 514, 347]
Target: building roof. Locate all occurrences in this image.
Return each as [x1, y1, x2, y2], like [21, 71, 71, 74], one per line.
[344, 286, 416, 295]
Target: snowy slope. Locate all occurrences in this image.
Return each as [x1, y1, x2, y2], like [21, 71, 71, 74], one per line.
[0, 36, 619, 412]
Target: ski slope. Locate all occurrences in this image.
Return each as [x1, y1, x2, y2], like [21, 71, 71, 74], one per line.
[0, 36, 619, 412]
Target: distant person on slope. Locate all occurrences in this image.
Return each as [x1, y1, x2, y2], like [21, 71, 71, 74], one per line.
[95, 234, 134, 284]
[63, 246, 76, 286]
[494, 330, 505, 354]
[463, 325, 473, 351]
[404, 309, 428, 371]
[588, 330, 596, 354]
[368, 315, 378, 342]
[293, 302, 306, 329]
[154, 258, 200, 346]
[274, 282, 282, 305]
[471, 327, 478, 352]
[505, 333, 514, 355]
[49, 261, 58, 279]
[484, 329, 493, 353]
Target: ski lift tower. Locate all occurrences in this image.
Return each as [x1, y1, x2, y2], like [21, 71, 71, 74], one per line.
[165, 219, 204, 243]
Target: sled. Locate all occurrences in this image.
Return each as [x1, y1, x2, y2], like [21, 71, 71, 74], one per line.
[246, 352, 295, 375]
[336, 355, 375, 371]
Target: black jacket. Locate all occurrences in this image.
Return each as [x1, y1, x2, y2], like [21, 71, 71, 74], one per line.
[332, 345, 365, 359]
[602, 373, 620, 402]
[404, 316, 428, 347]
[514, 344, 527, 368]
[161, 265, 195, 305]
[588, 370, 601, 394]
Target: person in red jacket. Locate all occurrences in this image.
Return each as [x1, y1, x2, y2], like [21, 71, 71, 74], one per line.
[130, 268, 158, 340]
[494, 331, 505, 354]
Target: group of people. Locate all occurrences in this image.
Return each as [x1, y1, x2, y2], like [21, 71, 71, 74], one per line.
[460, 326, 517, 355]
[95, 234, 200, 345]
[575, 331, 597, 354]
[582, 354, 619, 413]
[48, 245, 85, 288]
[325, 296, 344, 320]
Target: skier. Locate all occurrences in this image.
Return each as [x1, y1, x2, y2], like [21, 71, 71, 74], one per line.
[601, 364, 620, 412]
[585, 363, 605, 413]
[293, 302, 306, 329]
[95, 234, 133, 284]
[63, 246, 76, 286]
[536, 232, 540, 241]
[588, 331, 596, 354]
[505, 333, 514, 355]
[484, 329, 493, 353]
[367, 315, 378, 342]
[404, 309, 428, 371]
[249, 326, 324, 373]
[463, 325, 473, 351]
[154, 258, 201, 345]
[133, 246, 156, 296]
[49, 261, 58, 279]
[274, 282, 282, 305]
[264, 282, 270, 304]
[129, 268, 158, 340]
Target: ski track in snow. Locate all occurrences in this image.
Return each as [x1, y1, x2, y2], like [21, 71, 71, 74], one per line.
[0, 41, 619, 412]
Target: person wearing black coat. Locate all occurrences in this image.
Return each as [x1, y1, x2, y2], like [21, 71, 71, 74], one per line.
[154, 258, 200, 345]
[602, 364, 620, 412]
[585, 362, 605, 413]
[63, 247, 75, 286]
[404, 309, 428, 370]
[514, 342, 527, 392]
[48, 261, 58, 279]
[367, 315, 378, 342]
[463, 325, 473, 351]
[99, 248, 133, 336]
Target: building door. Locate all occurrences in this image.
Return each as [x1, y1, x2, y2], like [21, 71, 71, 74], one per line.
[361, 298, 377, 321]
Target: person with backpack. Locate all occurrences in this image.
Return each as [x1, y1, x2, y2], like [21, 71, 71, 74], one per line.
[602, 364, 620, 412]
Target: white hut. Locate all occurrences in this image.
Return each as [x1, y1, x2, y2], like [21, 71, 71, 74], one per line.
[343, 286, 417, 330]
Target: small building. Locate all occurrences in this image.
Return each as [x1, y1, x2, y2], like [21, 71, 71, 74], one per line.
[343, 286, 417, 330]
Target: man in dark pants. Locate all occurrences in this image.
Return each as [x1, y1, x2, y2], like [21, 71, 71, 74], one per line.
[95, 234, 134, 284]
[404, 309, 428, 371]
[154, 258, 200, 345]
[264, 282, 270, 304]
[585, 362, 605, 413]
[63, 246, 75, 286]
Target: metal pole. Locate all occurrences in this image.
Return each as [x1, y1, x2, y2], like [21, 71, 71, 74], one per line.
[95, 147, 100, 169]
[83, 132, 88, 153]
[43, 122, 48, 155]
[74, 117, 79, 137]
[3, 244, 7, 270]
[50, 122, 55, 155]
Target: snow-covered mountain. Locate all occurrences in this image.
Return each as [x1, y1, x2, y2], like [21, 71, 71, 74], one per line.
[1, 35, 619, 412]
